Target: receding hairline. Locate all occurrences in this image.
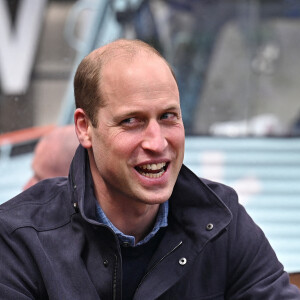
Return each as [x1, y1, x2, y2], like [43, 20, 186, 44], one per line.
[87, 39, 164, 66]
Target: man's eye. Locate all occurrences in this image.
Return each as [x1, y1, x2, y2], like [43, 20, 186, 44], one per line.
[121, 117, 136, 124]
[120, 117, 141, 127]
[161, 112, 177, 120]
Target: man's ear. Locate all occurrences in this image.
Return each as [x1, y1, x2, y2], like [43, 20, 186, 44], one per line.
[74, 108, 92, 149]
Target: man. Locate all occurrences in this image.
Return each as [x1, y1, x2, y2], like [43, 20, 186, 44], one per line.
[0, 39, 299, 299]
[23, 124, 79, 190]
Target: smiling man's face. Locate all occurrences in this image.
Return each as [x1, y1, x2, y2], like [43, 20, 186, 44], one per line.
[86, 52, 185, 207]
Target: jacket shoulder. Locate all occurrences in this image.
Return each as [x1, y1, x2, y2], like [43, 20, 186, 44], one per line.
[0, 177, 73, 234]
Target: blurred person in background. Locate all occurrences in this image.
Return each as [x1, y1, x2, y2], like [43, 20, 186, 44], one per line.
[23, 124, 79, 190]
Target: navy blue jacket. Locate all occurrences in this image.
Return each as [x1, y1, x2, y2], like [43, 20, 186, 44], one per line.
[0, 146, 299, 299]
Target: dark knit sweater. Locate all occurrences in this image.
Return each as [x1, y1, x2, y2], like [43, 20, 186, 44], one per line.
[121, 228, 166, 300]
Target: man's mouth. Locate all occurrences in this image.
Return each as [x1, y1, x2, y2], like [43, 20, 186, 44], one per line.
[135, 162, 168, 178]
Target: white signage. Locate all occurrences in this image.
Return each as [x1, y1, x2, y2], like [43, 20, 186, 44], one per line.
[0, 0, 47, 94]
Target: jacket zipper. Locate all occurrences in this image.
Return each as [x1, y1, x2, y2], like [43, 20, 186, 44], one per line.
[88, 222, 121, 300]
[113, 254, 118, 300]
[135, 240, 183, 292]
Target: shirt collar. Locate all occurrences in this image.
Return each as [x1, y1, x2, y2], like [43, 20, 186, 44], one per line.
[96, 201, 168, 247]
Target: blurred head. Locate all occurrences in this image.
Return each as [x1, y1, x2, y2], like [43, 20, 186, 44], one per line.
[23, 125, 79, 190]
[74, 39, 185, 207]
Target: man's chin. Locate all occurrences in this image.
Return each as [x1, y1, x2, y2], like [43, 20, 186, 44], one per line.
[137, 189, 173, 205]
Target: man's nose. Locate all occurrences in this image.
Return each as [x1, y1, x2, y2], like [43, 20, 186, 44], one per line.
[141, 120, 167, 153]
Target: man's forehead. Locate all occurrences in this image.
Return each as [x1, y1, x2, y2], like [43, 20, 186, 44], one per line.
[90, 41, 157, 68]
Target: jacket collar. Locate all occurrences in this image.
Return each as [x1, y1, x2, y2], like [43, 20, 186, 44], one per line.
[69, 145, 232, 243]
[170, 164, 232, 246]
[69, 145, 99, 224]
[144, 164, 233, 271]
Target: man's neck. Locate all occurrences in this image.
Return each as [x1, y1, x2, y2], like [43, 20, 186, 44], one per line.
[97, 195, 160, 244]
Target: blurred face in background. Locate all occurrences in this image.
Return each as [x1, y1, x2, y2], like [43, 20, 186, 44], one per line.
[23, 125, 78, 190]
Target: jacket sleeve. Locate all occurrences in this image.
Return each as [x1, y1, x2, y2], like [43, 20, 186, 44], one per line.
[0, 218, 40, 299]
[224, 189, 300, 299]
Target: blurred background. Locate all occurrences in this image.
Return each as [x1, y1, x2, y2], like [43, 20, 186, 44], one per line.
[0, 0, 299, 279]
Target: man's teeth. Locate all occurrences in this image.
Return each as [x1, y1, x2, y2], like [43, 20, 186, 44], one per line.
[140, 162, 166, 171]
[137, 162, 167, 178]
[140, 170, 165, 178]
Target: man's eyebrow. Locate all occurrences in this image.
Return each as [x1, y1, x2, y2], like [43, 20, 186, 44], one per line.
[113, 110, 143, 121]
[162, 105, 181, 111]
[114, 105, 180, 119]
